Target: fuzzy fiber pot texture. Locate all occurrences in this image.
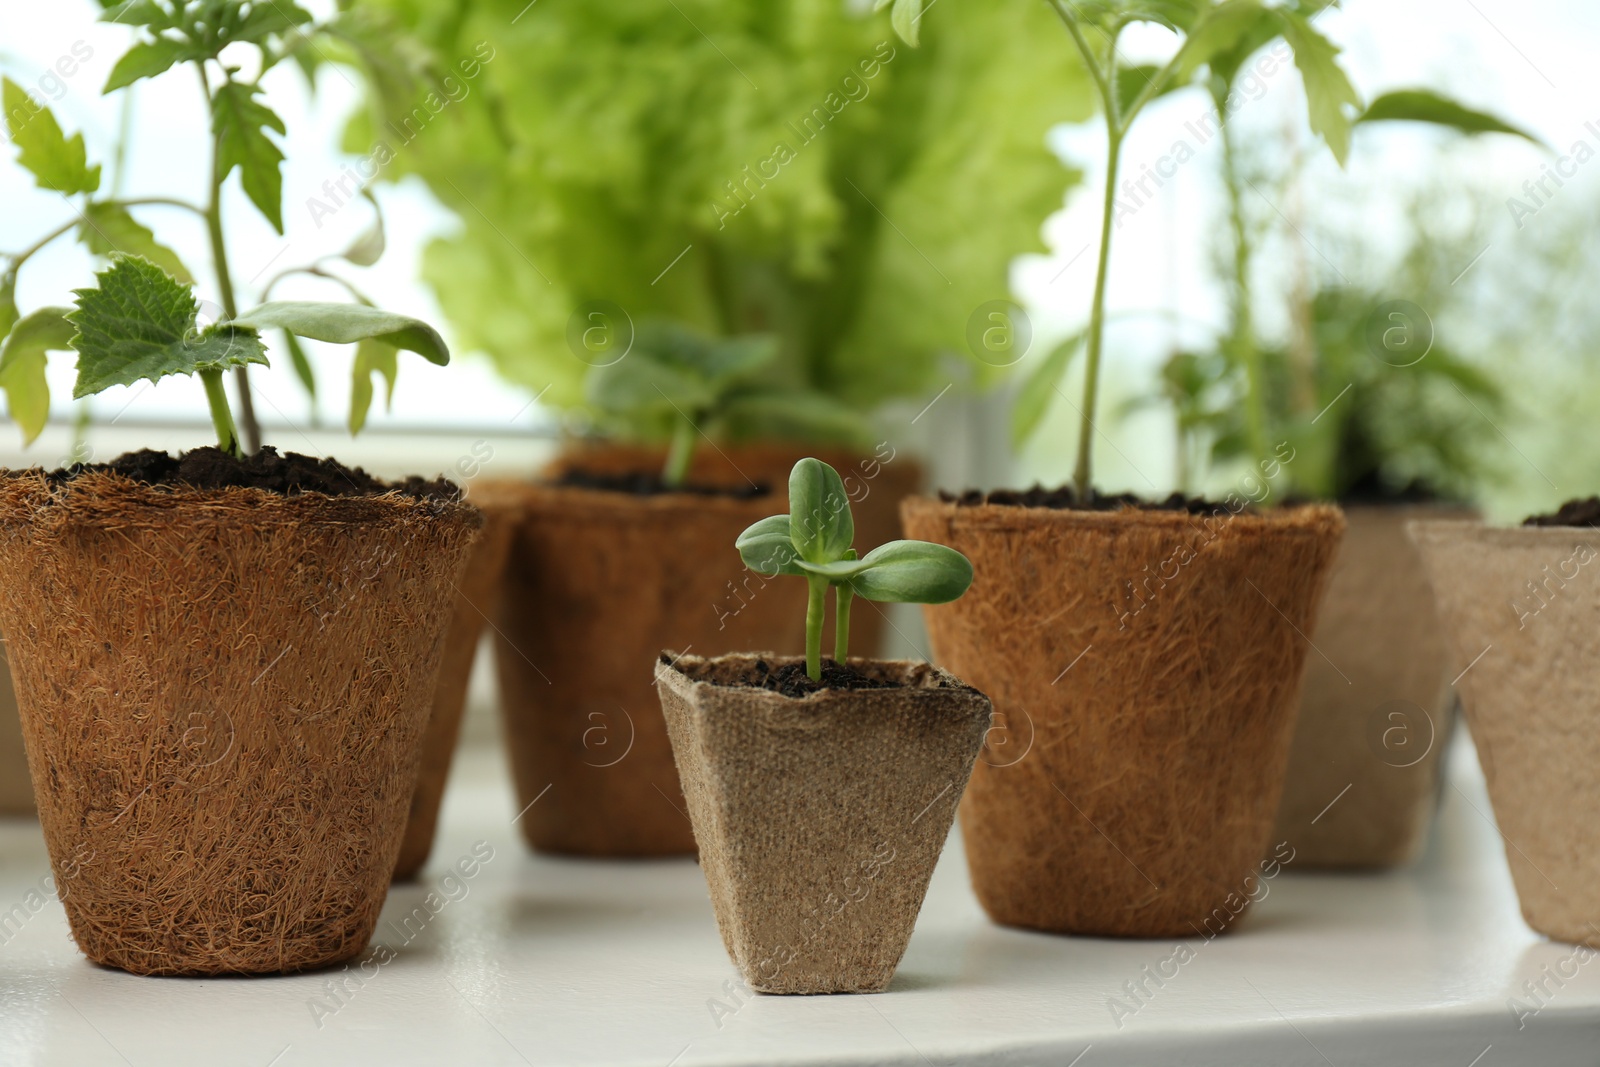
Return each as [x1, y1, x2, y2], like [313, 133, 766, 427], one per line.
[1273, 506, 1470, 868]
[903, 498, 1344, 938]
[655, 653, 991, 994]
[0, 471, 480, 975]
[391, 484, 519, 881]
[1410, 520, 1600, 948]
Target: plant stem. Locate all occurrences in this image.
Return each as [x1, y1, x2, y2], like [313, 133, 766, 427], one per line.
[197, 62, 261, 455]
[662, 414, 696, 487]
[1073, 130, 1122, 502]
[1220, 113, 1266, 466]
[805, 577, 827, 682]
[834, 583, 854, 664]
[200, 369, 240, 456]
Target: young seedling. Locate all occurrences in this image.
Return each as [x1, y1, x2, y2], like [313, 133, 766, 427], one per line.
[736, 458, 973, 682]
[0, 0, 444, 454]
[585, 322, 866, 488]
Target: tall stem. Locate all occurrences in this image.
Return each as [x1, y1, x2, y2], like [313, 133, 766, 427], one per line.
[1220, 114, 1266, 466]
[662, 414, 696, 487]
[834, 583, 854, 664]
[198, 62, 261, 455]
[804, 577, 827, 682]
[1073, 131, 1123, 501]
[200, 369, 240, 456]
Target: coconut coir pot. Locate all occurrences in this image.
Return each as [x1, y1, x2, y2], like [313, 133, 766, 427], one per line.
[1273, 505, 1472, 869]
[1410, 520, 1600, 948]
[902, 497, 1344, 938]
[655, 653, 991, 994]
[391, 484, 519, 881]
[495, 443, 919, 858]
[0, 471, 478, 975]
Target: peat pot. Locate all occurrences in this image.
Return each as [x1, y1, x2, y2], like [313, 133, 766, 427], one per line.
[391, 483, 520, 881]
[654, 653, 991, 994]
[903, 497, 1344, 938]
[1410, 520, 1600, 948]
[0, 470, 478, 975]
[1273, 505, 1474, 869]
[495, 443, 920, 858]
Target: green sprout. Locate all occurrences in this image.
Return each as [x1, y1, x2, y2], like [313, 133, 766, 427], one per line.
[736, 458, 974, 682]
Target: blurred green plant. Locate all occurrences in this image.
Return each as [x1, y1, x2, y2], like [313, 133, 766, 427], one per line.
[342, 0, 1096, 445]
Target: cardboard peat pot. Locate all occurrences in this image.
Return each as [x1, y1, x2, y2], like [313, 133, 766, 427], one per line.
[654, 653, 991, 994]
[902, 498, 1344, 938]
[0, 659, 32, 815]
[495, 444, 920, 858]
[1410, 521, 1600, 948]
[391, 485, 520, 882]
[0, 472, 479, 975]
[1273, 505, 1474, 869]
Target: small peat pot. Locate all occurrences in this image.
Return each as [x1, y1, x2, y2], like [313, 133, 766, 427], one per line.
[0, 457, 479, 975]
[1410, 506, 1600, 948]
[391, 484, 520, 881]
[655, 653, 991, 994]
[1273, 505, 1473, 869]
[903, 495, 1344, 938]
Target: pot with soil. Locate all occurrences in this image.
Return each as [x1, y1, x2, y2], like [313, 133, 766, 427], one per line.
[903, 491, 1344, 937]
[1272, 503, 1474, 869]
[656, 460, 988, 994]
[391, 482, 521, 881]
[496, 442, 920, 858]
[0, 449, 478, 975]
[1410, 498, 1600, 948]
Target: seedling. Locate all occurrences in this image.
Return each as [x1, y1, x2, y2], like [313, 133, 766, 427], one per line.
[737, 458, 973, 682]
[0, 1, 444, 454]
[585, 322, 865, 487]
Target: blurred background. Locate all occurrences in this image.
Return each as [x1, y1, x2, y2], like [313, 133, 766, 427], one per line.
[2, 0, 1597, 523]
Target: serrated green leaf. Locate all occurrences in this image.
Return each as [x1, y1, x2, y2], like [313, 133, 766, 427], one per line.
[846, 540, 973, 604]
[1276, 10, 1361, 165]
[789, 457, 854, 564]
[3, 78, 102, 195]
[1356, 89, 1545, 145]
[0, 307, 74, 445]
[735, 513, 806, 577]
[79, 202, 193, 284]
[282, 330, 316, 399]
[211, 80, 286, 233]
[103, 37, 191, 93]
[1170, 0, 1268, 86]
[1012, 329, 1084, 450]
[348, 336, 397, 434]
[236, 1, 314, 43]
[228, 301, 449, 364]
[67, 256, 268, 399]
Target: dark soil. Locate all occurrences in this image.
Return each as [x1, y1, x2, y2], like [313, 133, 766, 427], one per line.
[941, 486, 1239, 517]
[556, 469, 770, 499]
[737, 657, 904, 699]
[47, 447, 459, 502]
[1524, 497, 1600, 528]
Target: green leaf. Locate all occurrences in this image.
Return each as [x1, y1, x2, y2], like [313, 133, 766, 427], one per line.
[1012, 330, 1084, 450]
[719, 388, 871, 446]
[1275, 10, 1361, 165]
[79, 202, 193, 284]
[236, 1, 314, 43]
[340, 191, 386, 266]
[348, 337, 397, 434]
[103, 37, 191, 93]
[1171, 0, 1269, 85]
[99, 1, 172, 28]
[228, 302, 449, 364]
[3, 78, 102, 195]
[890, 0, 924, 47]
[788, 457, 854, 564]
[847, 540, 974, 604]
[1356, 89, 1545, 146]
[211, 80, 287, 233]
[282, 330, 316, 399]
[67, 256, 268, 400]
[585, 352, 714, 415]
[735, 514, 806, 577]
[0, 307, 74, 445]
[0, 272, 18, 340]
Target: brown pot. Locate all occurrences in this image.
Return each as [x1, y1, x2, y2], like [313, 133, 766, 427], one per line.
[1410, 520, 1600, 948]
[902, 498, 1344, 938]
[390, 485, 519, 881]
[495, 443, 921, 858]
[655, 653, 991, 994]
[0, 472, 478, 975]
[1272, 505, 1473, 869]
[0, 656, 33, 815]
